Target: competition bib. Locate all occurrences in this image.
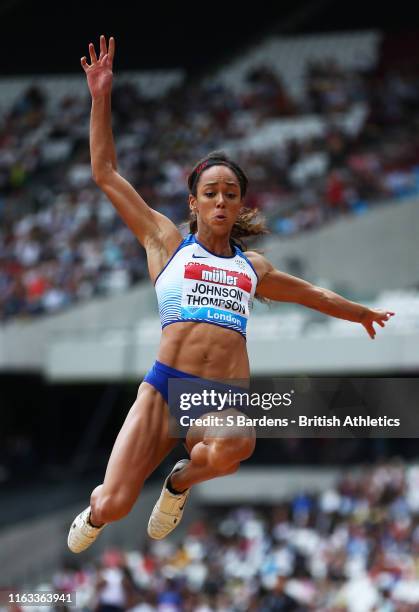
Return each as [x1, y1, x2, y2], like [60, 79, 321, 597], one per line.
[181, 262, 252, 333]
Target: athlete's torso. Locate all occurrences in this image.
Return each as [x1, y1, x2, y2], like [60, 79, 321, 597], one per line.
[154, 233, 259, 379]
[155, 233, 258, 336]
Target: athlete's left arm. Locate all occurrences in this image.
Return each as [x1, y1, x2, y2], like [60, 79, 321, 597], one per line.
[246, 251, 395, 339]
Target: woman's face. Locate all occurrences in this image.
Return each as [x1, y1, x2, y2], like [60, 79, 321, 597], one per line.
[189, 165, 243, 234]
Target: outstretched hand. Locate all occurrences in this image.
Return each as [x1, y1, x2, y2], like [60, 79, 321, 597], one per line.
[360, 308, 395, 339]
[81, 35, 115, 99]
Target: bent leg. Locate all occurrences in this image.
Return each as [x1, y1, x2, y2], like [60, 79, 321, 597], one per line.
[171, 409, 256, 492]
[90, 382, 178, 525]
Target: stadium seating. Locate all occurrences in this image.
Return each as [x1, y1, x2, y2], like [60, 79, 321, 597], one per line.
[207, 30, 381, 99]
[5, 461, 419, 611]
[1, 28, 419, 326]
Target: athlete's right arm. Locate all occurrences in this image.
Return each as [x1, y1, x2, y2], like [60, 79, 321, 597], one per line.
[80, 36, 182, 266]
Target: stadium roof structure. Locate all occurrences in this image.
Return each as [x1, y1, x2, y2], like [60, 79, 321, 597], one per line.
[0, 0, 417, 76]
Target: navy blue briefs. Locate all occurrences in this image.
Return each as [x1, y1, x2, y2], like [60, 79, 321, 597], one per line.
[143, 360, 198, 404]
[143, 360, 249, 426]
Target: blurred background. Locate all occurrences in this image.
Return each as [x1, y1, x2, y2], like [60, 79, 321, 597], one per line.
[1, 0, 419, 610]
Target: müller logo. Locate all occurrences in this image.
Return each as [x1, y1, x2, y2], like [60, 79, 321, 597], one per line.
[185, 263, 251, 292]
[202, 269, 237, 285]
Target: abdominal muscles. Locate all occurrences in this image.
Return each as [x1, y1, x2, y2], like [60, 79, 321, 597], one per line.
[157, 321, 250, 380]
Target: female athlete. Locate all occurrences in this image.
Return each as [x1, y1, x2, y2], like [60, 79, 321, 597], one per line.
[68, 36, 394, 552]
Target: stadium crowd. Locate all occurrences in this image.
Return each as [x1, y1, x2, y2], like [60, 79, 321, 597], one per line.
[1, 56, 419, 321]
[22, 461, 419, 611]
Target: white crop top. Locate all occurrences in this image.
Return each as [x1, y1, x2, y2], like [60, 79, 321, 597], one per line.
[154, 233, 259, 338]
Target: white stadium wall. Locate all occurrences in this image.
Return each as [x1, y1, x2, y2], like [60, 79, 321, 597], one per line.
[0, 70, 186, 115]
[207, 31, 381, 101]
[262, 195, 419, 295]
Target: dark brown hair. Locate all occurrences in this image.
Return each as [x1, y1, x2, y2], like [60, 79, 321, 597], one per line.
[187, 150, 268, 250]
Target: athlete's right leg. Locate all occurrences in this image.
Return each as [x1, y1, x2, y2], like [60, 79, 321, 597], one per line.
[68, 382, 178, 551]
[90, 382, 178, 525]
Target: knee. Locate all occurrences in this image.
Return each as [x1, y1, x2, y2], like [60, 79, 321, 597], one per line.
[90, 487, 137, 524]
[208, 434, 255, 474]
[238, 434, 256, 460]
[230, 434, 256, 463]
[224, 427, 256, 463]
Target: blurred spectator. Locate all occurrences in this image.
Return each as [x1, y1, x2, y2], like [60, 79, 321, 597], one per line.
[25, 461, 418, 611]
[95, 550, 140, 612]
[2, 50, 419, 321]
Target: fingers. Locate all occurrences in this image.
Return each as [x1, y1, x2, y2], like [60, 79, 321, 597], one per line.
[362, 309, 395, 339]
[99, 34, 107, 60]
[380, 311, 394, 320]
[83, 36, 114, 70]
[89, 42, 98, 64]
[108, 36, 115, 63]
[375, 311, 395, 325]
[363, 321, 375, 339]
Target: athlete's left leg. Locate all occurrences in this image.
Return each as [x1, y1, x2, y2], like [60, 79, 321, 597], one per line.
[173, 408, 256, 490]
[147, 408, 255, 539]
